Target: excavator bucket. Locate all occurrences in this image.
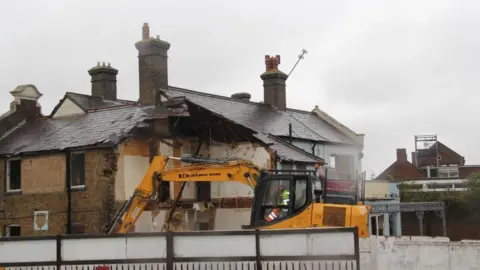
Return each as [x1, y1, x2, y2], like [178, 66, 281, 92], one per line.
[163, 210, 189, 232]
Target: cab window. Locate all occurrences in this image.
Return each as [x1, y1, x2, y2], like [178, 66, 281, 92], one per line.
[294, 180, 308, 211]
[262, 180, 291, 206]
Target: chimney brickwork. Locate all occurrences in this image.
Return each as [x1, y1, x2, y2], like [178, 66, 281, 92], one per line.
[135, 23, 171, 106]
[0, 84, 42, 137]
[260, 55, 288, 110]
[396, 148, 407, 162]
[88, 62, 118, 100]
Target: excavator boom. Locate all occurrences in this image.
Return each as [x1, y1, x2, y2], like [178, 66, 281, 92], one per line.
[108, 155, 370, 238]
[107, 155, 265, 233]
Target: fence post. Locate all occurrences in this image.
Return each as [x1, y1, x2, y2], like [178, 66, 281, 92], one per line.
[353, 227, 361, 270]
[166, 231, 174, 270]
[254, 229, 262, 270]
[56, 234, 62, 270]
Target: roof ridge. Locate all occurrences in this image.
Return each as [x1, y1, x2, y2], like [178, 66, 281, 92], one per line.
[168, 86, 263, 105]
[169, 86, 318, 115]
[87, 103, 137, 113]
[66, 91, 94, 98]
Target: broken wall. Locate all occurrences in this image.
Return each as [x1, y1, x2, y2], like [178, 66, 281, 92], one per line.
[121, 138, 272, 232]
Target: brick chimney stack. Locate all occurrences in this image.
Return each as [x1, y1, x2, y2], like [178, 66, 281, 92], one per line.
[135, 22, 171, 106]
[0, 84, 42, 137]
[396, 148, 407, 162]
[88, 62, 118, 100]
[260, 55, 288, 110]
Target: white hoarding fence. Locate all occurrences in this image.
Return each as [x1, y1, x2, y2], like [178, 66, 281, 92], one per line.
[0, 227, 360, 270]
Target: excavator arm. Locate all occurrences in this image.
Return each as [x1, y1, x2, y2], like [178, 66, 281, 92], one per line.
[107, 155, 265, 234]
[107, 156, 170, 233]
[154, 159, 263, 188]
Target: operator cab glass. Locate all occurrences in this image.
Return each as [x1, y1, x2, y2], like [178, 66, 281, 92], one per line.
[249, 174, 313, 227]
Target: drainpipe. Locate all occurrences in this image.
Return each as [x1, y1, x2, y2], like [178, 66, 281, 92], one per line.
[288, 123, 293, 144]
[311, 143, 317, 156]
[65, 151, 72, 234]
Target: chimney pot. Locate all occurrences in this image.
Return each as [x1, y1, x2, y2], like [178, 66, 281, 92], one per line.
[396, 148, 407, 162]
[142, 23, 150, 40]
[260, 55, 288, 110]
[231, 92, 251, 101]
[88, 62, 118, 101]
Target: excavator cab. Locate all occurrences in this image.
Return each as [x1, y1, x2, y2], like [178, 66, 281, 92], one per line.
[250, 173, 316, 228]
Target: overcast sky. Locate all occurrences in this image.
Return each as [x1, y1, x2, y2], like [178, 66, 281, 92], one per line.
[1, 0, 479, 177]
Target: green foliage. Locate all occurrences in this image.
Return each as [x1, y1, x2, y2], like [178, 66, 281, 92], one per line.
[399, 173, 480, 221]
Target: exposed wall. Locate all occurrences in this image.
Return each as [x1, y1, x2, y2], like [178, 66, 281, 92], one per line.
[209, 141, 270, 198]
[0, 149, 116, 236]
[129, 139, 271, 232]
[360, 236, 480, 270]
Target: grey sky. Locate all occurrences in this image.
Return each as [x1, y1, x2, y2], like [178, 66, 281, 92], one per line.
[1, 0, 479, 177]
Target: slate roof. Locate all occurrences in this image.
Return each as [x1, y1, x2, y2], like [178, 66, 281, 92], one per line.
[0, 85, 357, 163]
[0, 105, 147, 155]
[165, 86, 357, 145]
[50, 92, 137, 116]
[255, 133, 322, 163]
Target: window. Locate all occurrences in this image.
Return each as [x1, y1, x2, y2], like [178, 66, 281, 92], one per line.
[296, 163, 307, 171]
[262, 180, 291, 206]
[438, 167, 459, 178]
[261, 179, 291, 220]
[294, 180, 307, 211]
[70, 152, 85, 187]
[6, 159, 21, 192]
[5, 225, 21, 237]
[281, 163, 293, 171]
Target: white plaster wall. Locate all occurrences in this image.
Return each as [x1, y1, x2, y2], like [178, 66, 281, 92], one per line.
[209, 142, 270, 198]
[123, 155, 150, 200]
[291, 140, 362, 177]
[360, 236, 480, 270]
[214, 208, 252, 230]
[51, 98, 85, 118]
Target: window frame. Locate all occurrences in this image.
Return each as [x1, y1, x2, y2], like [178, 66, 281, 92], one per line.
[70, 151, 86, 189]
[5, 157, 22, 193]
[5, 224, 21, 237]
[250, 174, 313, 227]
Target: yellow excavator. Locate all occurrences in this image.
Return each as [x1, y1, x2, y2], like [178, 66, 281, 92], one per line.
[107, 155, 370, 237]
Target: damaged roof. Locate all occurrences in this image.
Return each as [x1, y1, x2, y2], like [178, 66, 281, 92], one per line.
[165, 86, 357, 145]
[0, 105, 147, 155]
[0, 85, 355, 163]
[255, 133, 322, 163]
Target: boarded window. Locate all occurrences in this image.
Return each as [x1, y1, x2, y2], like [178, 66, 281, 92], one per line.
[71, 153, 85, 187]
[7, 159, 21, 191]
[296, 163, 307, 171]
[322, 206, 346, 226]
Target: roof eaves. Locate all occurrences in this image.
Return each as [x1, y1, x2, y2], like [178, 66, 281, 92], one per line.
[266, 133, 324, 163]
[312, 106, 363, 146]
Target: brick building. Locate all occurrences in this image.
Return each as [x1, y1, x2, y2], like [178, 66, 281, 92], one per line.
[0, 23, 364, 236]
[376, 143, 480, 240]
